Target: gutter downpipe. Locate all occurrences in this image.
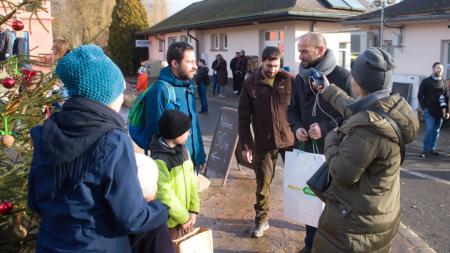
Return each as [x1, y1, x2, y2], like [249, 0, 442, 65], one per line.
[187, 28, 200, 61]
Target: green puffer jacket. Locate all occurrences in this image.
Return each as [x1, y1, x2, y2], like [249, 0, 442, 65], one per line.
[312, 84, 419, 253]
[150, 137, 200, 229]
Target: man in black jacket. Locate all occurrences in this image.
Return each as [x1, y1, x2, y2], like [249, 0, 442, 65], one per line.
[230, 52, 240, 93]
[418, 62, 449, 157]
[287, 32, 351, 253]
[195, 59, 210, 113]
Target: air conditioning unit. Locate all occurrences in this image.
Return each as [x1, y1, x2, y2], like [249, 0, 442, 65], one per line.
[391, 74, 426, 112]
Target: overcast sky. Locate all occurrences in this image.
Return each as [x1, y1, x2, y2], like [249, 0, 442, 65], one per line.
[167, 0, 201, 15]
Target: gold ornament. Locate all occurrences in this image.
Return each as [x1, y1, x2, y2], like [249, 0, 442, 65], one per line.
[2, 134, 14, 148]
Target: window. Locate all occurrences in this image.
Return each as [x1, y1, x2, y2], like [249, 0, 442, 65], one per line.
[211, 34, 219, 51]
[445, 41, 450, 79]
[263, 30, 285, 55]
[158, 40, 164, 52]
[168, 36, 176, 46]
[384, 40, 394, 58]
[180, 35, 189, 43]
[220, 33, 228, 50]
[338, 42, 348, 68]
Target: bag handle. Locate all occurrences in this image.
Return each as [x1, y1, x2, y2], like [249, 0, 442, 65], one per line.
[371, 109, 405, 165]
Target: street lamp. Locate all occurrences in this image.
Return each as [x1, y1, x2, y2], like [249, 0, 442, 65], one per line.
[372, 0, 396, 48]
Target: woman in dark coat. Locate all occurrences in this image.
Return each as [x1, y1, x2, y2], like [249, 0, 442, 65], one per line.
[212, 54, 228, 97]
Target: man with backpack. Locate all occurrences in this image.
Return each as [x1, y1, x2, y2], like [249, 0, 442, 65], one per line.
[129, 42, 206, 171]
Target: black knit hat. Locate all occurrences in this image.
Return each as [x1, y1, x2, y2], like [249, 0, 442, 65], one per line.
[159, 110, 192, 139]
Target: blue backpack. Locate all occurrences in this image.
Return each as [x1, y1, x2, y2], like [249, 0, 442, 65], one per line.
[129, 80, 176, 152]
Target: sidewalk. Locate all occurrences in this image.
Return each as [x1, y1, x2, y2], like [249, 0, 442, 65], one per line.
[123, 76, 436, 253]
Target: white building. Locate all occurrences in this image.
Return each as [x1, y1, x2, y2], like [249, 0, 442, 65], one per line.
[345, 0, 450, 111]
[137, 0, 372, 77]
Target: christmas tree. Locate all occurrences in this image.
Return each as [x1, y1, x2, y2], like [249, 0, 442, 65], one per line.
[0, 1, 59, 252]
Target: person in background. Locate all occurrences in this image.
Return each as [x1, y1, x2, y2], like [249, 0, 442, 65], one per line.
[211, 55, 220, 96]
[212, 54, 228, 98]
[149, 110, 200, 240]
[195, 59, 210, 113]
[312, 47, 419, 253]
[238, 46, 294, 238]
[230, 51, 240, 93]
[235, 50, 248, 95]
[418, 62, 449, 157]
[51, 39, 72, 101]
[28, 44, 173, 253]
[287, 32, 351, 253]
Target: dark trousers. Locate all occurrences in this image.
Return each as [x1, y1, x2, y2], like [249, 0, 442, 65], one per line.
[305, 225, 317, 250]
[235, 72, 245, 93]
[129, 224, 175, 253]
[197, 82, 208, 112]
[253, 149, 285, 225]
[232, 72, 238, 91]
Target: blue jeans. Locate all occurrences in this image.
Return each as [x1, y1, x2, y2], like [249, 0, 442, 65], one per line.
[212, 74, 219, 95]
[197, 82, 208, 112]
[423, 109, 443, 153]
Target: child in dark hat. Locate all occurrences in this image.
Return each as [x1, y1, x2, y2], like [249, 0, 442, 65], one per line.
[149, 110, 200, 239]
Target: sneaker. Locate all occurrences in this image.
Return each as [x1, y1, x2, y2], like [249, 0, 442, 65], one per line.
[218, 94, 226, 98]
[252, 221, 270, 238]
[233, 90, 239, 94]
[420, 152, 428, 158]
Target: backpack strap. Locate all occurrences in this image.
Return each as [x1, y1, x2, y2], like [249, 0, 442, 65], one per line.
[159, 80, 177, 109]
[372, 109, 405, 165]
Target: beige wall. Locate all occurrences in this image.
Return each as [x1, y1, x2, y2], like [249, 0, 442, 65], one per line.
[382, 21, 450, 77]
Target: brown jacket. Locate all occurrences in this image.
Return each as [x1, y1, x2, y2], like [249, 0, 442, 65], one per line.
[238, 68, 294, 152]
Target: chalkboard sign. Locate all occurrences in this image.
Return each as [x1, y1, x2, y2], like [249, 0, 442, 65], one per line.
[205, 107, 239, 186]
[392, 82, 412, 103]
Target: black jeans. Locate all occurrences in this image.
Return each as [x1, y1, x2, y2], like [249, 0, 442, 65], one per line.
[129, 224, 175, 253]
[305, 225, 317, 250]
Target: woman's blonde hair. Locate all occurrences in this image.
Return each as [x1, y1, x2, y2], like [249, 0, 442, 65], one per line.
[52, 39, 72, 61]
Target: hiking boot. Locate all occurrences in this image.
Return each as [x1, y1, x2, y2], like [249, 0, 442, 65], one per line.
[420, 152, 428, 158]
[252, 221, 270, 238]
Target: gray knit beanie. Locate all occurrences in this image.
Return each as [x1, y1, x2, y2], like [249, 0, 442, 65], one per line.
[351, 47, 396, 93]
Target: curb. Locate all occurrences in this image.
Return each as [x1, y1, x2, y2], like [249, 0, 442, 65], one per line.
[398, 223, 436, 253]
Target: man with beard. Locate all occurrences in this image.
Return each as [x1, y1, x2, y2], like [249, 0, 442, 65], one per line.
[418, 62, 450, 157]
[238, 46, 294, 238]
[141, 42, 206, 170]
[287, 32, 351, 253]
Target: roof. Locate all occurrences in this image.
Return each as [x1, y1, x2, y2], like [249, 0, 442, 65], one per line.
[345, 0, 450, 24]
[138, 0, 371, 35]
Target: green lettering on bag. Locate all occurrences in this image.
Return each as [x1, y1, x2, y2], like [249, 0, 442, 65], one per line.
[302, 186, 316, 196]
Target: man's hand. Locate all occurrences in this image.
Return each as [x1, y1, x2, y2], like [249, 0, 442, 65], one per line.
[295, 128, 309, 142]
[198, 163, 206, 174]
[308, 123, 322, 140]
[242, 150, 252, 164]
[445, 113, 450, 120]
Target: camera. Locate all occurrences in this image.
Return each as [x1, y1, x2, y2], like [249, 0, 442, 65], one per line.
[309, 68, 324, 88]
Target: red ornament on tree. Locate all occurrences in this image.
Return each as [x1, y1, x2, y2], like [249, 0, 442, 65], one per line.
[0, 201, 14, 215]
[2, 77, 15, 89]
[11, 19, 24, 31]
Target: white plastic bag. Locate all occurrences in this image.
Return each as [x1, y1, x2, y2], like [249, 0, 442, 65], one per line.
[284, 149, 325, 228]
[135, 153, 158, 198]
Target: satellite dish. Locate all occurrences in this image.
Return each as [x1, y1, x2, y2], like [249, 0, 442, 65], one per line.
[372, 0, 397, 7]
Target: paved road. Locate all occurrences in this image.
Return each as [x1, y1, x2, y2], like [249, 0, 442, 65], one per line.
[400, 129, 450, 253]
[196, 86, 450, 253]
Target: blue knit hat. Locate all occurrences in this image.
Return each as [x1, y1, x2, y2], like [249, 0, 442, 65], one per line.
[55, 44, 125, 105]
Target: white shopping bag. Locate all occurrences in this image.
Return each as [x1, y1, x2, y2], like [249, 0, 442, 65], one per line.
[135, 153, 158, 198]
[284, 149, 325, 228]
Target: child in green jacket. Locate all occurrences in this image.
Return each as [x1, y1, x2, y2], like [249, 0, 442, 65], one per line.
[150, 110, 200, 239]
